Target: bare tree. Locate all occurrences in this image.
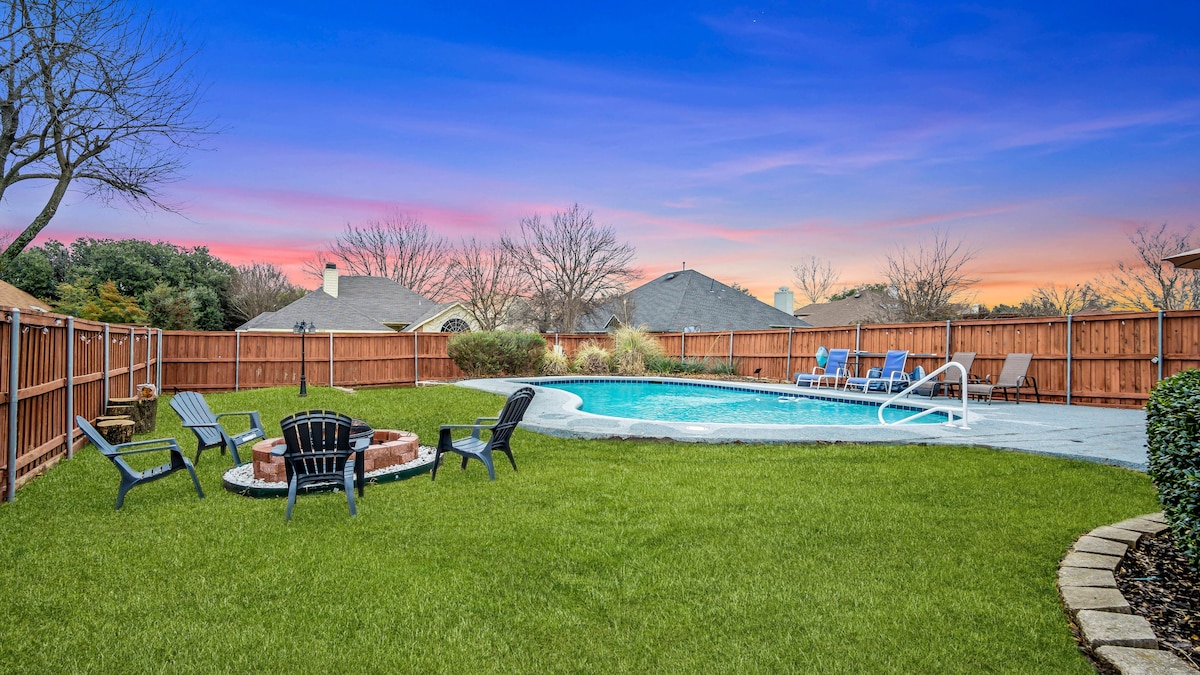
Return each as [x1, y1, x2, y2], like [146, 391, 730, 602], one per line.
[446, 237, 524, 331]
[0, 0, 211, 270]
[228, 262, 302, 323]
[792, 256, 840, 304]
[1103, 224, 1200, 310]
[501, 203, 638, 332]
[317, 212, 454, 301]
[880, 231, 978, 322]
[1019, 282, 1111, 316]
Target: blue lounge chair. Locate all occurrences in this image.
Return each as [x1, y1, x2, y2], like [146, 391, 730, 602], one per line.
[77, 416, 204, 510]
[795, 348, 850, 387]
[844, 350, 910, 393]
[169, 391, 265, 466]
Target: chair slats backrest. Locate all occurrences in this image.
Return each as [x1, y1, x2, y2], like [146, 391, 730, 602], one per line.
[489, 387, 536, 448]
[996, 353, 1033, 387]
[826, 349, 849, 374]
[170, 392, 222, 446]
[76, 416, 133, 473]
[279, 410, 354, 481]
[881, 350, 909, 376]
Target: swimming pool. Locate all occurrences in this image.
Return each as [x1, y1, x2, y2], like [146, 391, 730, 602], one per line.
[531, 378, 946, 425]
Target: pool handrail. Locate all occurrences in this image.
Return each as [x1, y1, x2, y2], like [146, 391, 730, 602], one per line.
[878, 362, 969, 428]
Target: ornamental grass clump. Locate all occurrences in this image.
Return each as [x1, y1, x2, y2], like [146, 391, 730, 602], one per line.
[574, 341, 612, 374]
[541, 348, 571, 375]
[1146, 369, 1200, 569]
[612, 326, 665, 375]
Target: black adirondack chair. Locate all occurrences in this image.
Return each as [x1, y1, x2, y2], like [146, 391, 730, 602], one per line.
[273, 410, 368, 521]
[431, 387, 535, 481]
[76, 416, 204, 510]
[169, 391, 266, 466]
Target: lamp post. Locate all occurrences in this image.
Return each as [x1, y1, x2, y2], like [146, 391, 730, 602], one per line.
[293, 321, 316, 396]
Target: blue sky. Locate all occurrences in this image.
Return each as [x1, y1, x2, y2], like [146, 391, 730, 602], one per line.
[3, 1, 1199, 303]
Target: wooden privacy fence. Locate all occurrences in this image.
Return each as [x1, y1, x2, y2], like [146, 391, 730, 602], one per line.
[1, 309, 160, 502]
[5, 308, 1200, 501]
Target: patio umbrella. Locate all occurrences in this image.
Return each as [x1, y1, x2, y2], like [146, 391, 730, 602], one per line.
[1164, 248, 1200, 269]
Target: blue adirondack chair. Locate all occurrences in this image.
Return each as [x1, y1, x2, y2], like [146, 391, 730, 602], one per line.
[795, 348, 850, 387]
[431, 387, 535, 481]
[77, 416, 204, 510]
[844, 350, 910, 393]
[169, 391, 265, 466]
[272, 410, 368, 521]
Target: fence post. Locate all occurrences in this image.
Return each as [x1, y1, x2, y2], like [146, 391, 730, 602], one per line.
[6, 309, 19, 502]
[1157, 309, 1165, 382]
[127, 327, 135, 397]
[785, 328, 793, 381]
[234, 331, 240, 392]
[728, 331, 734, 367]
[681, 330, 686, 360]
[155, 329, 163, 394]
[329, 332, 334, 387]
[1066, 315, 1073, 406]
[855, 324, 861, 353]
[66, 318, 75, 459]
[102, 324, 110, 405]
[413, 331, 419, 384]
[944, 320, 952, 362]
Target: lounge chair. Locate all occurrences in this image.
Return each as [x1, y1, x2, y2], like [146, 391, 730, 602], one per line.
[965, 353, 1040, 403]
[432, 387, 535, 481]
[844, 350, 910, 393]
[795, 348, 850, 388]
[77, 416, 204, 510]
[169, 391, 265, 466]
[909, 352, 976, 397]
[273, 410, 369, 521]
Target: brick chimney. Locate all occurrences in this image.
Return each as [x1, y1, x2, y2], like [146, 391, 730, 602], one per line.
[322, 263, 338, 298]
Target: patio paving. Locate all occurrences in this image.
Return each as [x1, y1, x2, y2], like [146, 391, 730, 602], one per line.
[456, 377, 1150, 471]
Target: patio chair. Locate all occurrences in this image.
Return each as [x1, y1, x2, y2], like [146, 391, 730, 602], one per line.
[432, 387, 535, 481]
[273, 410, 369, 521]
[169, 391, 265, 466]
[966, 353, 1040, 403]
[844, 350, 910, 393]
[795, 348, 850, 388]
[76, 416, 204, 510]
[909, 352, 976, 397]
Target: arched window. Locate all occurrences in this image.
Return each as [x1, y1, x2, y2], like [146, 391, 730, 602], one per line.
[440, 318, 471, 333]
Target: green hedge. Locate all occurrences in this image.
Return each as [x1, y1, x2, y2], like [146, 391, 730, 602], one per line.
[447, 331, 546, 378]
[1146, 369, 1200, 568]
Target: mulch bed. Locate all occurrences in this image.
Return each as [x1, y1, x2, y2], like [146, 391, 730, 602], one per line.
[1114, 530, 1200, 669]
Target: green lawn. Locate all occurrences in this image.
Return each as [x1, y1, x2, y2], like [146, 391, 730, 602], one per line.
[0, 385, 1158, 673]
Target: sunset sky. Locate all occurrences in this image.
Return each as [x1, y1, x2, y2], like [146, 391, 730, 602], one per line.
[3, 1, 1199, 305]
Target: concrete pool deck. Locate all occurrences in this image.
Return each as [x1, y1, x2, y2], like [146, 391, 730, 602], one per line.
[456, 377, 1150, 471]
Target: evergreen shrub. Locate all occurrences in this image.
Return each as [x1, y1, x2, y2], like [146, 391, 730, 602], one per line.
[448, 331, 546, 377]
[1146, 369, 1200, 568]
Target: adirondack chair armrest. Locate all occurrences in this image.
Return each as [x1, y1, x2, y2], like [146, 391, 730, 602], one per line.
[352, 438, 370, 451]
[474, 416, 499, 426]
[269, 444, 287, 457]
[439, 423, 492, 446]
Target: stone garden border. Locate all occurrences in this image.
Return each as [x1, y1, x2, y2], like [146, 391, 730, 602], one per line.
[1059, 512, 1198, 674]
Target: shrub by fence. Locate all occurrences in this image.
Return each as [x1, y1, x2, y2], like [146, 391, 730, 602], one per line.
[1145, 370, 1200, 568]
[3, 308, 1199, 501]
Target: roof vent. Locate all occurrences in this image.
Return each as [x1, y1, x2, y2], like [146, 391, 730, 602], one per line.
[664, 273, 676, 280]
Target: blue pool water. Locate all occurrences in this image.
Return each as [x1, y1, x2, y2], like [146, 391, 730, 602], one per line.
[534, 379, 945, 425]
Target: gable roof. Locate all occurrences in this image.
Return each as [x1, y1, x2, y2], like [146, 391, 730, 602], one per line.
[237, 275, 453, 332]
[0, 280, 50, 312]
[584, 269, 809, 332]
[793, 289, 892, 326]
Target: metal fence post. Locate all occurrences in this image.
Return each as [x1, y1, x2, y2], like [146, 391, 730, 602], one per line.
[102, 324, 110, 405]
[145, 327, 152, 384]
[785, 328, 793, 381]
[156, 329, 163, 394]
[1157, 309, 1165, 382]
[329, 332, 334, 386]
[6, 309, 19, 502]
[1066, 315, 1073, 406]
[66, 318, 75, 459]
[681, 330, 686, 359]
[728, 330, 734, 366]
[945, 320, 952, 362]
[413, 331, 419, 384]
[234, 331, 241, 392]
[127, 327, 135, 397]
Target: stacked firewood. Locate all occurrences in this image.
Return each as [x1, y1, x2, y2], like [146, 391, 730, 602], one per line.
[94, 391, 158, 445]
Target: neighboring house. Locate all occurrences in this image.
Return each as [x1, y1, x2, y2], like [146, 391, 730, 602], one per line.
[793, 289, 893, 327]
[0, 280, 50, 313]
[581, 269, 810, 333]
[237, 264, 477, 333]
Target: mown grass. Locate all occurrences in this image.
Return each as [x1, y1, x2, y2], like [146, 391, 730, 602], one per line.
[0, 385, 1158, 673]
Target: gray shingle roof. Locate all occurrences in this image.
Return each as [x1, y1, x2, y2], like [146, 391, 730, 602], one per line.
[793, 289, 891, 326]
[237, 276, 452, 332]
[583, 269, 810, 332]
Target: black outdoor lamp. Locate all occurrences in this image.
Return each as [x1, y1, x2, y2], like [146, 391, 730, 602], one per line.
[293, 320, 316, 396]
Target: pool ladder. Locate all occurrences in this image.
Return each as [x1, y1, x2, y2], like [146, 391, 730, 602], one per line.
[877, 361, 970, 428]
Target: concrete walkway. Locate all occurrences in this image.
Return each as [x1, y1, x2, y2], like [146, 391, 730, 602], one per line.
[457, 377, 1150, 470]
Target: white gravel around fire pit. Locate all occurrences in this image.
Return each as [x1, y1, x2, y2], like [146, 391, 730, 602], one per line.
[223, 444, 437, 491]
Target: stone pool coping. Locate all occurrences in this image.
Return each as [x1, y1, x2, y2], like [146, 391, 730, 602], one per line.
[1059, 513, 1199, 674]
[456, 376, 1150, 470]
